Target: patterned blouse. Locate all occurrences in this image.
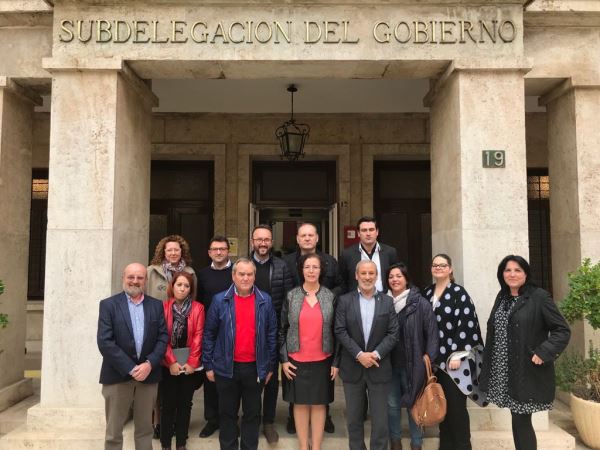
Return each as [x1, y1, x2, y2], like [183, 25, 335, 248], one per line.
[423, 282, 483, 370]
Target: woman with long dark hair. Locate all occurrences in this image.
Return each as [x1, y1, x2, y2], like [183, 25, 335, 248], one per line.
[479, 255, 570, 450]
[159, 271, 205, 450]
[386, 262, 438, 450]
[423, 253, 483, 450]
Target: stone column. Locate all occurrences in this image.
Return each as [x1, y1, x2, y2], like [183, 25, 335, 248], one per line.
[426, 62, 530, 327]
[27, 61, 156, 434]
[542, 80, 600, 353]
[0, 77, 37, 412]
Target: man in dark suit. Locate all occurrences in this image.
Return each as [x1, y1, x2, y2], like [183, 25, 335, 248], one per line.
[338, 216, 399, 294]
[335, 260, 399, 450]
[97, 262, 168, 450]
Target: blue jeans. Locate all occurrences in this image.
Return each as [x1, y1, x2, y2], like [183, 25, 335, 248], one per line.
[387, 366, 423, 446]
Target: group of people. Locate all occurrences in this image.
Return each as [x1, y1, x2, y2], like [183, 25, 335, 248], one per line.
[97, 216, 571, 450]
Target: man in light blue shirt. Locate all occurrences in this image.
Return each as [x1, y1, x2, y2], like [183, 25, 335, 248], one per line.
[335, 260, 399, 450]
[97, 263, 168, 450]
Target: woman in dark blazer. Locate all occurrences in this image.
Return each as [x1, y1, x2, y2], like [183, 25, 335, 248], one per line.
[479, 255, 570, 450]
[386, 263, 438, 450]
[280, 253, 339, 450]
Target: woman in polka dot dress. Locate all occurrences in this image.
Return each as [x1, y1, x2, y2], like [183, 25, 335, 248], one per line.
[423, 254, 483, 450]
[479, 255, 570, 450]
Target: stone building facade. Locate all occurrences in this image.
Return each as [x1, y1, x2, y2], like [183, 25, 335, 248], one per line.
[0, 0, 599, 448]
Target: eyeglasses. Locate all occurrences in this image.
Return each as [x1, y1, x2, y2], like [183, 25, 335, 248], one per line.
[209, 247, 228, 252]
[431, 264, 450, 269]
[252, 238, 272, 244]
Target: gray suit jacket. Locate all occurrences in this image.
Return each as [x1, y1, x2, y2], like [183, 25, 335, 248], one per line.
[334, 290, 398, 384]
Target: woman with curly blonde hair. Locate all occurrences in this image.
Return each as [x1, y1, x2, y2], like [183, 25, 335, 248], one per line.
[147, 235, 197, 302]
[147, 235, 198, 439]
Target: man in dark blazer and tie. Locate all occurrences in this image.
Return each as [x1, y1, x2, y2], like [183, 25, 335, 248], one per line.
[335, 260, 399, 450]
[338, 216, 399, 294]
[97, 262, 168, 450]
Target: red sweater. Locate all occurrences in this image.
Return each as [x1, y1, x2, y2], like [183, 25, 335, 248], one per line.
[162, 299, 205, 369]
[234, 292, 256, 362]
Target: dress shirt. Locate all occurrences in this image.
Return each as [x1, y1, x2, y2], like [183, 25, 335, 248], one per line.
[359, 291, 376, 348]
[126, 293, 145, 360]
[211, 259, 232, 270]
[360, 243, 383, 292]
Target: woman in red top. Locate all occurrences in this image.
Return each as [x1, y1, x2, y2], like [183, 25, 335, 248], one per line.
[160, 271, 205, 450]
[280, 253, 339, 450]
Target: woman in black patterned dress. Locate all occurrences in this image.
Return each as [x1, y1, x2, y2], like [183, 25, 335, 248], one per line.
[423, 254, 483, 450]
[479, 255, 570, 450]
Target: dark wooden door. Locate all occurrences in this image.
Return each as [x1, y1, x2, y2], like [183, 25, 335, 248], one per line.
[149, 162, 214, 273]
[374, 161, 432, 290]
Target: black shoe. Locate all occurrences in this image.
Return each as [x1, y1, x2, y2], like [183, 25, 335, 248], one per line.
[153, 424, 161, 440]
[286, 416, 296, 434]
[324, 415, 335, 433]
[199, 422, 219, 438]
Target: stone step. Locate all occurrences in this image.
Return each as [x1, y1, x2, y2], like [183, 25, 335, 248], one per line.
[0, 422, 576, 450]
[0, 382, 575, 449]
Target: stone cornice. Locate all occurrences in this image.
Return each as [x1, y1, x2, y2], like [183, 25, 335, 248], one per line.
[53, 0, 526, 5]
[0, 76, 43, 105]
[423, 57, 531, 107]
[539, 78, 600, 105]
[41, 57, 158, 107]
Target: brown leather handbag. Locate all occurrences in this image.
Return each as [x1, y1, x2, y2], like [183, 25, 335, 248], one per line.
[410, 354, 447, 428]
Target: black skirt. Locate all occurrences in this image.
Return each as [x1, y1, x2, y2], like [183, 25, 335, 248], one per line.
[282, 357, 334, 405]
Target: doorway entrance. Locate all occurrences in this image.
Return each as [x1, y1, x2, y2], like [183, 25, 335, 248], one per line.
[251, 161, 338, 257]
[149, 161, 214, 272]
[374, 161, 432, 290]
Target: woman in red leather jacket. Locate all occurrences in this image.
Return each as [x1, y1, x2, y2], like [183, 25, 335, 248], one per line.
[160, 271, 205, 450]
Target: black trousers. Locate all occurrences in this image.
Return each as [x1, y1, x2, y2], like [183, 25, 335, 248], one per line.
[437, 369, 472, 450]
[216, 362, 264, 450]
[262, 363, 279, 424]
[159, 368, 199, 448]
[202, 370, 220, 425]
[512, 412, 537, 450]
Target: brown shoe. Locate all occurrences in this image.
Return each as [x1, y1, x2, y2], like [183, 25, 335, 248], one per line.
[263, 423, 279, 444]
[410, 446, 421, 450]
[390, 439, 402, 450]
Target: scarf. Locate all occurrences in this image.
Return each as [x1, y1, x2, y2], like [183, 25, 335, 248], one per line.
[171, 296, 192, 347]
[501, 292, 519, 312]
[388, 288, 410, 313]
[162, 259, 186, 283]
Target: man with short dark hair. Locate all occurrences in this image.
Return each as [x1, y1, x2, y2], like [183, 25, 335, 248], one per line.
[97, 263, 168, 450]
[202, 258, 278, 450]
[338, 216, 399, 294]
[250, 224, 294, 443]
[196, 235, 233, 438]
[335, 260, 399, 450]
[282, 222, 342, 433]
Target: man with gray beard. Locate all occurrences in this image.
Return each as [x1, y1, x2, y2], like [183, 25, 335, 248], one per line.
[97, 263, 168, 450]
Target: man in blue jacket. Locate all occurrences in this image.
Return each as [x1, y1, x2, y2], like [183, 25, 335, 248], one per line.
[97, 262, 168, 450]
[202, 257, 278, 450]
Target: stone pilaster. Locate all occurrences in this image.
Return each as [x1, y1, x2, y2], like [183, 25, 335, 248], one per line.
[29, 59, 156, 433]
[0, 77, 38, 412]
[542, 80, 600, 353]
[426, 61, 530, 327]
